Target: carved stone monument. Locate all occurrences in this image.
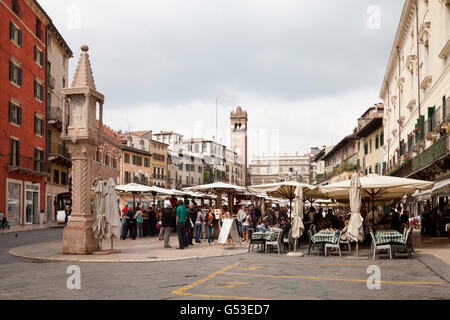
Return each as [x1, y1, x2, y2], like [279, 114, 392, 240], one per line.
[61, 45, 104, 254]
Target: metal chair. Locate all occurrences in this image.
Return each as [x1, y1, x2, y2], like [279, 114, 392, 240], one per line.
[248, 229, 264, 253]
[391, 228, 413, 259]
[265, 230, 284, 254]
[307, 230, 323, 255]
[370, 230, 392, 260]
[339, 230, 351, 253]
[310, 224, 317, 235]
[324, 231, 342, 257]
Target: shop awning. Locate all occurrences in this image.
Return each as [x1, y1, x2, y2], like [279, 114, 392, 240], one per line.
[432, 177, 450, 195]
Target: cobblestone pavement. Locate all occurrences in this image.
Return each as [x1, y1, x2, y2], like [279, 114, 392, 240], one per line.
[1, 229, 449, 300]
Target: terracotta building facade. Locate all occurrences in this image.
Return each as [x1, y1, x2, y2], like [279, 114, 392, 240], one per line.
[0, 0, 50, 225]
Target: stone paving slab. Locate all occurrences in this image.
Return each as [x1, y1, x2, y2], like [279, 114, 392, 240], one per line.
[9, 236, 248, 263]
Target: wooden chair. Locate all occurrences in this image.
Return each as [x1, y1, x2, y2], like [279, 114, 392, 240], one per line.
[370, 230, 392, 260]
[307, 230, 323, 256]
[265, 230, 284, 254]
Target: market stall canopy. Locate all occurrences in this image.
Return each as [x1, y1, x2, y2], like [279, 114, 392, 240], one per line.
[247, 181, 325, 200]
[321, 175, 434, 202]
[184, 182, 246, 194]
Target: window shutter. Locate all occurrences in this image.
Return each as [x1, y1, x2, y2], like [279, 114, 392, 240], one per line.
[9, 102, 13, 123]
[40, 51, 44, 66]
[9, 61, 14, 82]
[34, 46, 37, 61]
[34, 116, 38, 134]
[10, 22, 15, 40]
[16, 140, 20, 166]
[40, 84, 44, 100]
[18, 67, 22, 86]
[18, 107, 22, 125]
[18, 29, 22, 46]
[10, 139, 14, 166]
[34, 80, 37, 98]
[40, 119, 44, 136]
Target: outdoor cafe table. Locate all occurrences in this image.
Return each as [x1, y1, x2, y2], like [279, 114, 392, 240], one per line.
[375, 230, 407, 245]
[251, 229, 281, 252]
[311, 230, 339, 245]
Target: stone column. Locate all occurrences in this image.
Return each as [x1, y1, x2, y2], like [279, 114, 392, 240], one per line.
[63, 142, 100, 254]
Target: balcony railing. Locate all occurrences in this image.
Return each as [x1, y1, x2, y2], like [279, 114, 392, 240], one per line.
[412, 135, 448, 172]
[8, 154, 46, 175]
[48, 107, 69, 126]
[49, 143, 69, 158]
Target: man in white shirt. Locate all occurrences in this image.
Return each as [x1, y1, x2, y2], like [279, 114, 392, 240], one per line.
[237, 205, 246, 239]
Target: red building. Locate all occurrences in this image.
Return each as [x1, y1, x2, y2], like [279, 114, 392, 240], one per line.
[0, 0, 50, 225]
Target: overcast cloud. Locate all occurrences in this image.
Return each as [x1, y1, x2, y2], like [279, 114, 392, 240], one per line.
[40, 0, 404, 160]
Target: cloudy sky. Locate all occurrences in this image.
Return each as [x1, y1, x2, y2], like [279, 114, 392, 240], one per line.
[40, 0, 404, 160]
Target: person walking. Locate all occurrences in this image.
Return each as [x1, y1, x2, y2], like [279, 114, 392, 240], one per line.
[148, 207, 157, 237]
[157, 207, 164, 240]
[176, 200, 188, 250]
[122, 207, 136, 240]
[120, 204, 129, 239]
[161, 202, 173, 248]
[242, 209, 250, 242]
[135, 207, 143, 238]
[201, 206, 208, 241]
[194, 206, 204, 244]
[237, 205, 246, 239]
[206, 209, 216, 245]
[187, 203, 197, 245]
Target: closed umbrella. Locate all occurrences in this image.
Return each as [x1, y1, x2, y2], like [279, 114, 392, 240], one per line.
[347, 173, 364, 256]
[93, 180, 109, 250]
[105, 178, 120, 241]
[287, 186, 305, 257]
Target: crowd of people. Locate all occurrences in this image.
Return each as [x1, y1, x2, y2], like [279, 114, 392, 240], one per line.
[117, 199, 444, 250]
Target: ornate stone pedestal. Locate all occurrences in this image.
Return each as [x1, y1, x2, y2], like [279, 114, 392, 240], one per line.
[60, 45, 105, 255]
[63, 216, 99, 254]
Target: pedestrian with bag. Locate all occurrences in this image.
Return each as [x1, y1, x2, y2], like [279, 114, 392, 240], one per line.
[206, 209, 216, 244]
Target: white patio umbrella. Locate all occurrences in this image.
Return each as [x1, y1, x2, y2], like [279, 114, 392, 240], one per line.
[321, 175, 434, 228]
[248, 182, 325, 218]
[184, 182, 246, 208]
[287, 186, 305, 257]
[347, 173, 364, 256]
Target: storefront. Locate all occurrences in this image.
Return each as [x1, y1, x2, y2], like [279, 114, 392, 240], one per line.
[6, 178, 42, 226]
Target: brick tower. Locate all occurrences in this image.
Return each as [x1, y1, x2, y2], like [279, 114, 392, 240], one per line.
[230, 107, 248, 186]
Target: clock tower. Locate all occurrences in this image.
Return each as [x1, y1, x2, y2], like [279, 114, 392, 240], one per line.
[230, 107, 248, 186]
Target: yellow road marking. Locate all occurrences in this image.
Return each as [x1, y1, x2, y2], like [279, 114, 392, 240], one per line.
[221, 272, 447, 286]
[239, 265, 267, 271]
[240, 259, 387, 268]
[171, 261, 271, 300]
[206, 282, 249, 289]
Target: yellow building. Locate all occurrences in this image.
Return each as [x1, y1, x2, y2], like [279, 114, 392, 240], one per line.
[151, 140, 168, 188]
[355, 104, 385, 176]
[120, 133, 153, 186]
